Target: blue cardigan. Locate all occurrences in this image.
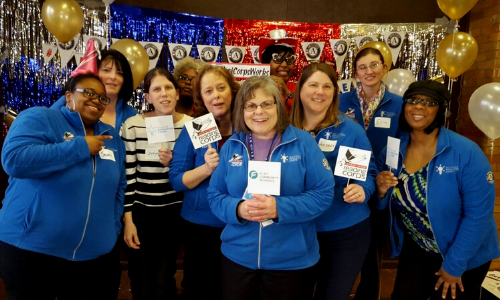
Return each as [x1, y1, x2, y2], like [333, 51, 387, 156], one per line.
[207, 126, 334, 270]
[376, 127, 500, 277]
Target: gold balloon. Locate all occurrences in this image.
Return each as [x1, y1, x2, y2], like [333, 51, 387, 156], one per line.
[358, 41, 393, 71]
[436, 32, 478, 79]
[437, 0, 478, 20]
[41, 0, 83, 43]
[110, 39, 150, 89]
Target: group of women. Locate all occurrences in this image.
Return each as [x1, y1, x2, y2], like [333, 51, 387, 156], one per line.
[0, 42, 497, 300]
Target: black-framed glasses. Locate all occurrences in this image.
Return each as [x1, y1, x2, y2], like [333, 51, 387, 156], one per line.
[271, 53, 296, 65]
[74, 88, 110, 105]
[178, 75, 195, 84]
[356, 62, 382, 72]
[243, 101, 276, 112]
[404, 97, 439, 107]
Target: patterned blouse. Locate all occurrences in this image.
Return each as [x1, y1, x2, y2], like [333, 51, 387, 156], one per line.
[391, 164, 440, 253]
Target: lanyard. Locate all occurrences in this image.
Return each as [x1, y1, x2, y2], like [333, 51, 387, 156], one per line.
[248, 133, 277, 161]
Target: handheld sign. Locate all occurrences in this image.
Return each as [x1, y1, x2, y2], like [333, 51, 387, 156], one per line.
[334, 146, 371, 181]
[247, 161, 281, 196]
[386, 137, 400, 170]
[145, 115, 175, 144]
[185, 113, 222, 149]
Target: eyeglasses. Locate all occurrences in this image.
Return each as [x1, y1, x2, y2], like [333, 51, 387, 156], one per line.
[404, 97, 439, 107]
[178, 75, 195, 84]
[271, 53, 296, 65]
[74, 88, 110, 105]
[243, 101, 276, 112]
[356, 62, 382, 72]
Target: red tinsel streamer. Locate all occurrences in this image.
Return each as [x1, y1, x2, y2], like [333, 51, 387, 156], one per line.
[224, 19, 341, 82]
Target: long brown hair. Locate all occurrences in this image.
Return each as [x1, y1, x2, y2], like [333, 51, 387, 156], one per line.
[290, 63, 340, 131]
[192, 65, 240, 118]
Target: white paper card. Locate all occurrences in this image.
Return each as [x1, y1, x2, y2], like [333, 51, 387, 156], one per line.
[334, 146, 371, 181]
[247, 161, 281, 196]
[145, 115, 175, 144]
[386, 137, 400, 170]
[318, 138, 337, 152]
[185, 113, 222, 149]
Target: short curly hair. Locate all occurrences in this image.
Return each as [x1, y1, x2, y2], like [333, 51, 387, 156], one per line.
[173, 57, 205, 79]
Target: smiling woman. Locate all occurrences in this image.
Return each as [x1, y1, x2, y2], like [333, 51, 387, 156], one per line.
[290, 63, 377, 300]
[120, 67, 192, 299]
[207, 76, 334, 300]
[0, 73, 127, 299]
[375, 80, 500, 300]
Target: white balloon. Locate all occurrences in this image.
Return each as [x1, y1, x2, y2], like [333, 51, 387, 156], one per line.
[382, 69, 416, 96]
[468, 82, 500, 140]
[102, 0, 115, 4]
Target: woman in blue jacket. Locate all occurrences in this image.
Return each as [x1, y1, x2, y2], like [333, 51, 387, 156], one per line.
[376, 80, 499, 300]
[0, 73, 127, 299]
[169, 65, 240, 300]
[338, 47, 403, 300]
[290, 63, 377, 300]
[207, 76, 334, 300]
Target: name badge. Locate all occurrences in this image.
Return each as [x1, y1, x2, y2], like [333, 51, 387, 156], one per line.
[318, 138, 337, 152]
[145, 147, 160, 161]
[374, 117, 391, 128]
[99, 148, 116, 162]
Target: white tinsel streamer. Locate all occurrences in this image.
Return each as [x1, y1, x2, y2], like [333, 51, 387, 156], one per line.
[340, 23, 448, 80]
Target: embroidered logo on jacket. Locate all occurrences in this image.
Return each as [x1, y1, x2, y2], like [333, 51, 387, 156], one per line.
[486, 171, 495, 184]
[63, 132, 75, 141]
[229, 153, 243, 167]
[435, 164, 459, 175]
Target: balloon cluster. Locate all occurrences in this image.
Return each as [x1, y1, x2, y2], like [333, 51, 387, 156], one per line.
[435, 0, 479, 80]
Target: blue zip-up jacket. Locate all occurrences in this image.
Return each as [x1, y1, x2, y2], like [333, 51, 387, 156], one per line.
[169, 126, 226, 228]
[339, 90, 402, 158]
[314, 115, 377, 232]
[51, 95, 137, 130]
[375, 128, 500, 277]
[207, 126, 334, 270]
[0, 106, 127, 261]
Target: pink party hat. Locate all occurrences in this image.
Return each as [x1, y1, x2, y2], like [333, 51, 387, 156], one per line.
[70, 39, 100, 78]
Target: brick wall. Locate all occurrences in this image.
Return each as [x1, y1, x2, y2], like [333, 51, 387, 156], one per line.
[459, 0, 500, 269]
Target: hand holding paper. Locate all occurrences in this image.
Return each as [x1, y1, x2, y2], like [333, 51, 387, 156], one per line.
[375, 171, 398, 198]
[343, 183, 365, 203]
